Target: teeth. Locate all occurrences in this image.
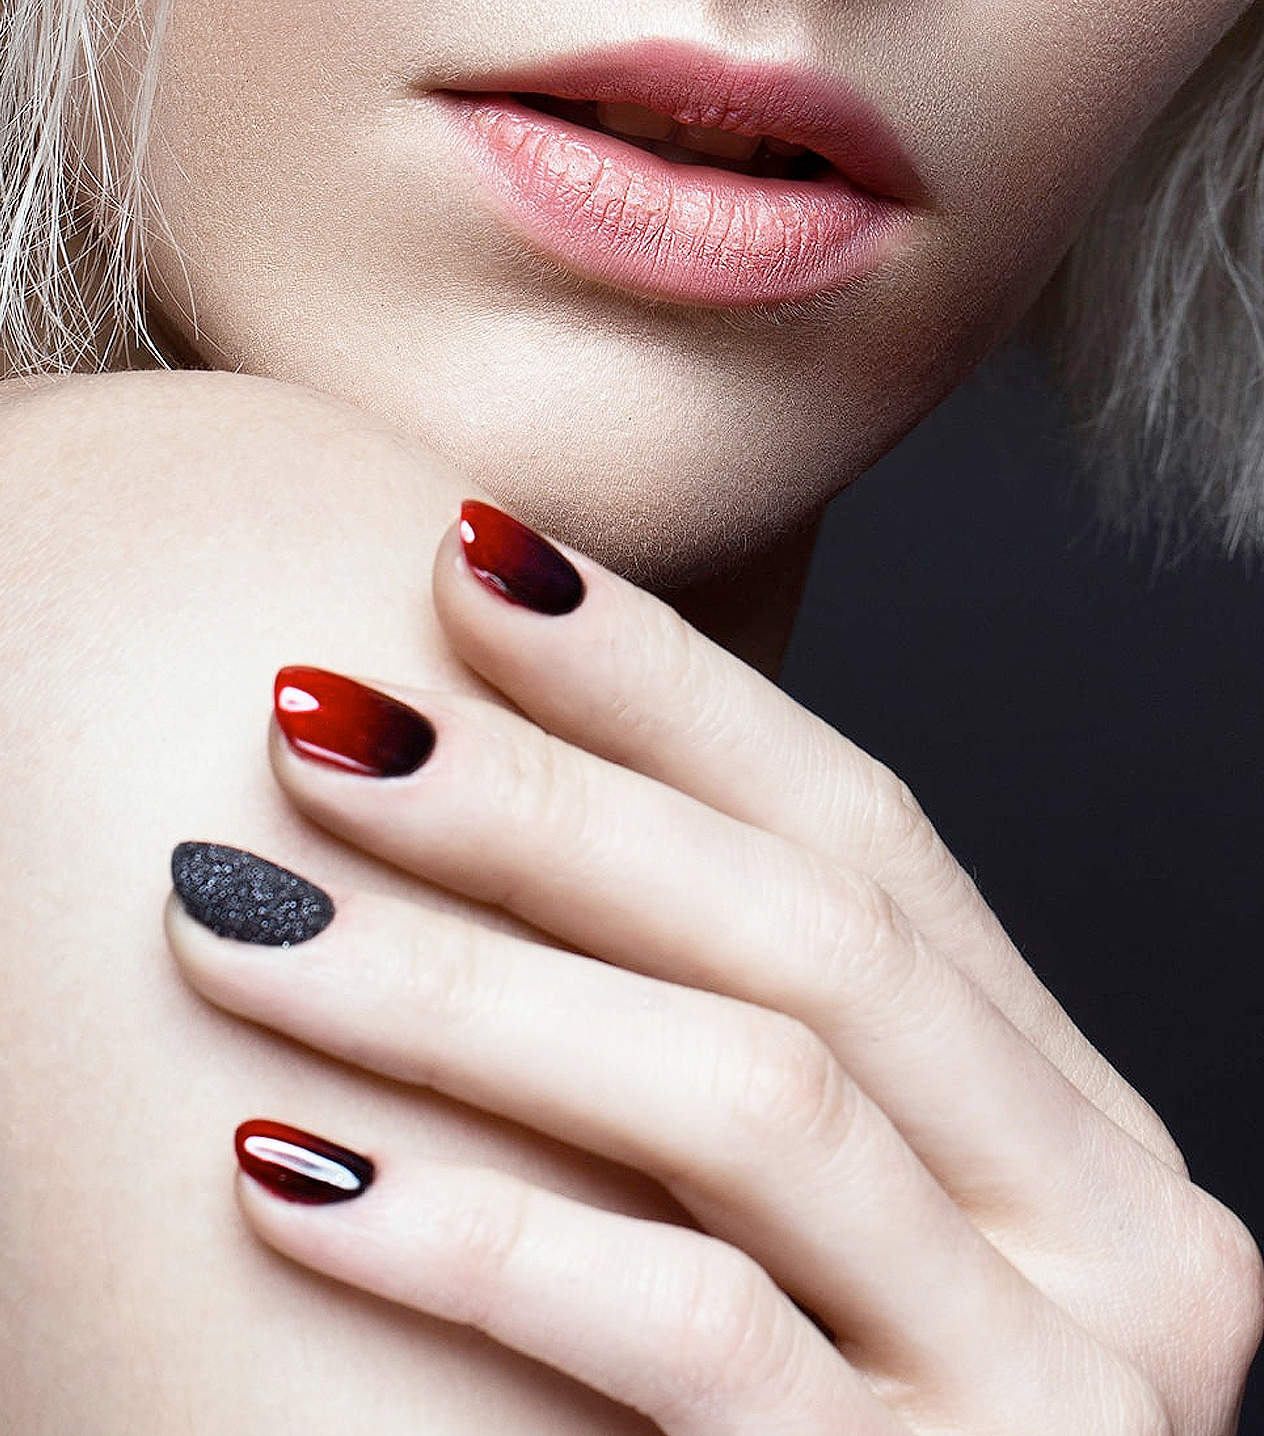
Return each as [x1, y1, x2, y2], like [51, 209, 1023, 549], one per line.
[595, 101, 675, 141]
[520, 94, 823, 178]
[764, 137, 809, 159]
[645, 141, 713, 168]
[678, 124, 761, 162]
[595, 103, 769, 166]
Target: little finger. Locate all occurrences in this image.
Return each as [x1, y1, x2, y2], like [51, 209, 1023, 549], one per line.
[232, 1120, 908, 1436]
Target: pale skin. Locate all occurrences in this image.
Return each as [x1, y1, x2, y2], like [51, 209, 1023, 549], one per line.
[133, 0, 1256, 582]
[1, 0, 1262, 1431]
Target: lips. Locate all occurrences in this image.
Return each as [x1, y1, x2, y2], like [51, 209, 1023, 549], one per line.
[438, 39, 919, 309]
[520, 94, 831, 180]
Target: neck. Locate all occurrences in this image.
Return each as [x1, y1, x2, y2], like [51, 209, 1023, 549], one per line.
[668, 517, 821, 678]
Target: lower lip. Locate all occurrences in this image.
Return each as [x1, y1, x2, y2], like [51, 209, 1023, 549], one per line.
[444, 95, 905, 308]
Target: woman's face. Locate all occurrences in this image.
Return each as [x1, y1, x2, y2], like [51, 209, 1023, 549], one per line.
[132, 0, 1250, 583]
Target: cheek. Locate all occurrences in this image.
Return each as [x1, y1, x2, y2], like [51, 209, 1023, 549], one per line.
[943, 1, 1248, 189]
[138, 2, 367, 340]
[146, 4, 324, 190]
[143, 0, 392, 202]
[899, 1, 1251, 319]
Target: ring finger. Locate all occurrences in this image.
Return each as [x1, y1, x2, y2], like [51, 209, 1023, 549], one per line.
[168, 849, 1127, 1425]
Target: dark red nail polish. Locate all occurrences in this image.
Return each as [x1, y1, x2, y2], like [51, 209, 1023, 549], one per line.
[274, 667, 436, 778]
[235, 1120, 375, 1205]
[459, 501, 585, 616]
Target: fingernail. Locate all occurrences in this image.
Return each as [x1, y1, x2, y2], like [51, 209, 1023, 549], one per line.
[459, 500, 585, 616]
[274, 666, 436, 778]
[235, 1120, 375, 1205]
[172, 842, 335, 947]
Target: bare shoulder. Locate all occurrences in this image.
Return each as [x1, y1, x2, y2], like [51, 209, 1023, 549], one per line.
[0, 371, 459, 1430]
[0, 373, 633, 1432]
[0, 370, 486, 724]
[1, 369, 468, 635]
[0, 369, 483, 864]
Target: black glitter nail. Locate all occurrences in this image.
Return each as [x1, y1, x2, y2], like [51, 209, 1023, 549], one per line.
[171, 842, 335, 947]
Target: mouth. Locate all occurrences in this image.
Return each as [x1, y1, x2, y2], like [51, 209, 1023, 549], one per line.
[439, 40, 919, 308]
[514, 94, 832, 183]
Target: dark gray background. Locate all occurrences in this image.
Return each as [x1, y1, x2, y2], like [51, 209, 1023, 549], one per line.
[781, 348, 1264, 1429]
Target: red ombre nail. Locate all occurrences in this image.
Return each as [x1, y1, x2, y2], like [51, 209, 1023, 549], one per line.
[274, 667, 436, 778]
[459, 501, 585, 616]
[235, 1120, 375, 1205]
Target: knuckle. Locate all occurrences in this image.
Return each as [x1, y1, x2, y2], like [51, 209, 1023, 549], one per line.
[656, 1245, 784, 1424]
[718, 1009, 853, 1153]
[851, 759, 928, 859]
[622, 599, 696, 712]
[1185, 1193, 1264, 1380]
[404, 910, 484, 1032]
[607, 602, 731, 756]
[803, 865, 918, 1004]
[852, 762, 965, 904]
[486, 716, 561, 825]
[436, 1171, 533, 1328]
[1118, 1184, 1264, 1430]
[482, 725, 600, 898]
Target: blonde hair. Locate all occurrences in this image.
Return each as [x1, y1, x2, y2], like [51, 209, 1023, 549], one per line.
[3, 2, 1264, 554]
[0, 0, 166, 373]
[1047, 3, 1264, 557]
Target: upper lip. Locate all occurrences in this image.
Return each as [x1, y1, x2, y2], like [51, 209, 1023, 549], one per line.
[441, 38, 924, 203]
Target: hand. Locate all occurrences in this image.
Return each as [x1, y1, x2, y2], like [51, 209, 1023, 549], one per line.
[167, 502, 1263, 1435]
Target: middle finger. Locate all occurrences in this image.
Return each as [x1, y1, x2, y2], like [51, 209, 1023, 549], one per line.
[265, 668, 1149, 1230]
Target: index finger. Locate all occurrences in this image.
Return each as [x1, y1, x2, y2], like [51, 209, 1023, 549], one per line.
[432, 503, 1179, 1168]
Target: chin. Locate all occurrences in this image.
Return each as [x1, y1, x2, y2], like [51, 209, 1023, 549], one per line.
[442, 424, 870, 592]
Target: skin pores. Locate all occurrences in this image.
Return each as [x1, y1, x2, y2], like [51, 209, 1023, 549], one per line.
[128, 0, 1252, 585]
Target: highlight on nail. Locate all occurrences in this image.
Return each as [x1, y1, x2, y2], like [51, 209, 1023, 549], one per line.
[172, 842, 335, 947]
[235, 1119, 375, 1205]
[274, 666, 437, 778]
[459, 500, 586, 616]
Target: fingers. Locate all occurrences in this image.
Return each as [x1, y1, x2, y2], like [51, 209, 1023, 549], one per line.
[163, 505, 1250, 1435]
[438, 506, 1026, 989]
[257, 669, 1153, 1235]
[433, 506, 1177, 1166]
[233, 1126, 909, 1436]
[168, 870, 1046, 1385]
[232, 1116, 1169, 1436]
[167, 840, 1189, 1429]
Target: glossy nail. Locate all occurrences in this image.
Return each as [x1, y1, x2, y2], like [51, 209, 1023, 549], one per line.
[235, 1120, 375, 1205]
[172, 842, 334, 947]
[274, 666, 436, 777]
[459, 500, 585, 616]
